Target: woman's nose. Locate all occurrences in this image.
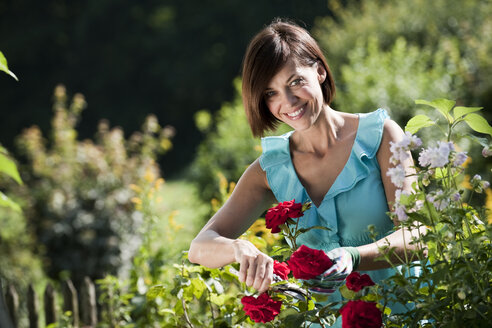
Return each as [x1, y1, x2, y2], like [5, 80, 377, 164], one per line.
[283, 89, 298, 107]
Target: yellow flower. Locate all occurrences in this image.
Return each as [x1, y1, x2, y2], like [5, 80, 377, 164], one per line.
[168, 210, 184, 231]
[144, 167, 156, 183]
[129, 184, 142, 193]
[160, 138, 173, 152]
[155, 178, 165, 189]
[131, 197, 142, 205]
[461, 174, 473, 190]
[486, 189, 492, 224]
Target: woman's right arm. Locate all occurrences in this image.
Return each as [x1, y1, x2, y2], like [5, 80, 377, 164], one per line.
[188, 158, 276, 293]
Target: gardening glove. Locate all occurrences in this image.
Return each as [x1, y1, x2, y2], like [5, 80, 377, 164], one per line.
[307, 247, 360, 294]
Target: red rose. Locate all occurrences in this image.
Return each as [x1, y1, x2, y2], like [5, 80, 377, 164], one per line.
[265, 200, 304, 233]
[346, 272, 375, 292]
[287, 245, 334, 280]
[241, 293, 282, 323]
[340, 300, 382, 328]
[273, 260, 290, 280]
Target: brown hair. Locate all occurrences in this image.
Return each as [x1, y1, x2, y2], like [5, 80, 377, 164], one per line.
[242, 19, 336, 137]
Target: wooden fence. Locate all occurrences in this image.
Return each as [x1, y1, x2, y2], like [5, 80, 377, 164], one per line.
[1, 277, 98, 328]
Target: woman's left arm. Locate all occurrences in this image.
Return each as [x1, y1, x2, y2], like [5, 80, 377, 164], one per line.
[356, 118, 427, 271]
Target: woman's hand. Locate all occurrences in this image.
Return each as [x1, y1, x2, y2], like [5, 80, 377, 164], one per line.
[307, 247, 360, 293]
[232, 239, 273, 294]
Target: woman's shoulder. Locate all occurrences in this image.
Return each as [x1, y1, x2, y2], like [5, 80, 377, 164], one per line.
[259, 131, 293, 170]
[350, 109, 388, 157]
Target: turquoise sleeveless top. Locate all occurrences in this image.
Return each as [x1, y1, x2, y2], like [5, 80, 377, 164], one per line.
[259, 109, 413, 325]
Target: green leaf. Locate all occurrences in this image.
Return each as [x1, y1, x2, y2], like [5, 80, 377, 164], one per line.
[190, 277, 208, 299]
[278, 307, 299, 320]
[0, 151, 22, 184]
[339, 284, 356, 299]
[284, 313, 306, 328]
[0, 51, 18, 81]
[434, 167, 448, 179]
[0, 191, 21, 212]
[453, 106, 482, 120]
[464, 134, 489, 147]
[383, 306, 392, 316]
[209, 293, 226, 306]
[463, 113, 492, 136]
[147, 285, 166, 300]
[361, 293, 378, 302]
[405, 114, 435, 134]
[415, 99, 455, 122]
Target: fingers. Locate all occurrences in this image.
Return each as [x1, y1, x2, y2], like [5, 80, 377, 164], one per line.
[237, 251, 273, 293]
[258, 260, 273, 294]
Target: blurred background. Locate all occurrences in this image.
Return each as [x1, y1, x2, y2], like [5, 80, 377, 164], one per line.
[1, 0, 491, 326]
[0, 0, 332, 175]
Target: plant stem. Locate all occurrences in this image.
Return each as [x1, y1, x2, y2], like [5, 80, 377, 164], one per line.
[207, 289, 216, 327]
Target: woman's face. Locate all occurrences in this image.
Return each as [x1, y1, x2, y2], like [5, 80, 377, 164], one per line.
[264, 58, 326, 131]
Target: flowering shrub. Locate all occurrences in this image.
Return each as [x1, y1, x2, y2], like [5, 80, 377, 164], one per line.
[380, 98, 492, 326]
[14, 85, 174, 286]
[173, 98, 492, 328]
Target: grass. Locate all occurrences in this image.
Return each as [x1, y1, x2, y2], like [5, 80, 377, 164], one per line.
[152, 179, 211, 257]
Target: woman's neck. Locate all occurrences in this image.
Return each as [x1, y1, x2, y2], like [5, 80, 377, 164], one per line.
[291, 105, 347, 155]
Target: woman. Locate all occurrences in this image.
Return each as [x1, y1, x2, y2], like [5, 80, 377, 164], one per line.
[189, 19, 423, 322]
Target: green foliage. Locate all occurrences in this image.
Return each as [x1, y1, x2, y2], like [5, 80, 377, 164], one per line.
[314, 0, 492, 122]
[336, 36, 461, 124]
[178, 99, 492, 327]
[0, 146, 23, 211]
[0, 50, 21, 212]
[0, 50, 18, 81]
[378, 99, 492, 326]
[190, 79, 291, 201]
[0, 1, 332, 173]
[13, 85, 173, 286]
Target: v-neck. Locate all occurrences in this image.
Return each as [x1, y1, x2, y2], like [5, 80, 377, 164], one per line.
[286, 114, 361, 209]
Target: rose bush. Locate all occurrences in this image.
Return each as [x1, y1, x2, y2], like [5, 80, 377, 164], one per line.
[158, 98, 491, 327]
[241, 293, 283, 323]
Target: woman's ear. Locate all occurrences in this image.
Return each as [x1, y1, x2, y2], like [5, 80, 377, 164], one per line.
[316, 61, 327, 84]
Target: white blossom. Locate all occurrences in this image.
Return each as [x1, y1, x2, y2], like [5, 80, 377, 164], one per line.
[389, 132, 422, 165]
[472, 174, 482, 182]
[482, 146, 492, 158]
[426, 190, 449, 211]
[418, 141, 454, 168]
[452, 152, 468, 167]
[386, 165, 406, 188]
[394, 204, 408, 221]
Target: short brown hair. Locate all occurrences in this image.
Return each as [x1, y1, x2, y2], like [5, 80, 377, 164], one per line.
[242, 19, 336, 137]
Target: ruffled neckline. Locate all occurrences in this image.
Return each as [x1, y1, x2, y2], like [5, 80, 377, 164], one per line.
[284, 109, 386, 209]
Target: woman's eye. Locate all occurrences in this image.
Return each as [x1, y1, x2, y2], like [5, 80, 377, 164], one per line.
[290, 78, 304, 87]
[264, 90, 276, 98]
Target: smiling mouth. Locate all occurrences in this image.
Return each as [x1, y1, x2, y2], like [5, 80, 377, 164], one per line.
[285, 106, 305, 119]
